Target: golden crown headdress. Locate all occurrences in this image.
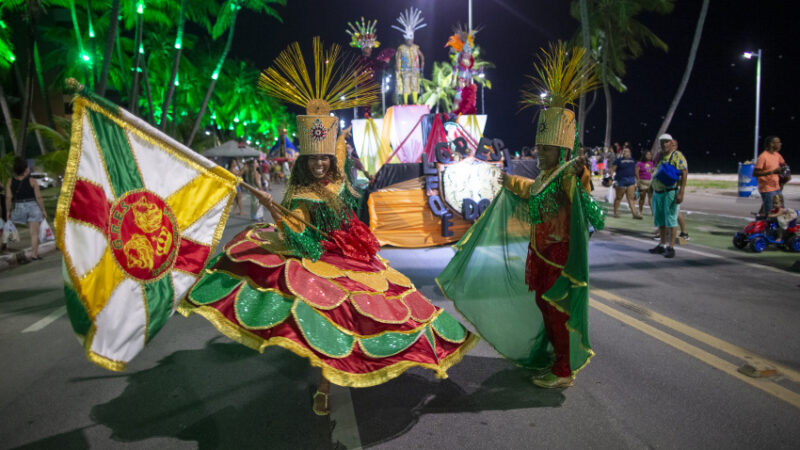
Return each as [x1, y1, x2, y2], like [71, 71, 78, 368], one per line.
[346, 17, 380, 49]
[258, 37, 380, 156]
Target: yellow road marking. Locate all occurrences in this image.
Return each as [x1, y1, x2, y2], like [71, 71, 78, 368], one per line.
[592, 288, 800, 384]
[590, 299, 800, 410]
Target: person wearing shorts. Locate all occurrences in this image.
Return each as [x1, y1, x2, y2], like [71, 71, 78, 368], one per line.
[5, 157, 47, 260]
[610, 146, 642, 219]
[648, 134, 688, 258]
[636, 150, 655, 215]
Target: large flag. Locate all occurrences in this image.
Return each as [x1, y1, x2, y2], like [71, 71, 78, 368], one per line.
[56, 94, 239, 371]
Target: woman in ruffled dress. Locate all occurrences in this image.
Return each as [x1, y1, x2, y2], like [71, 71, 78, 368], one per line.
[179, 38, 477, 415]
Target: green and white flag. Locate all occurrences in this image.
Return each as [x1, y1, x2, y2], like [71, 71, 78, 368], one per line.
[56, 94, 239, 371]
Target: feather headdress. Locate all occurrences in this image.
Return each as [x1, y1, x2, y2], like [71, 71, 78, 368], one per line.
[519, 41, 599, 110]
[346, 17, 380, 49]
[258, 37, 380, 155]
[445, 24, 477, 53]
[391, 7, 427, 40]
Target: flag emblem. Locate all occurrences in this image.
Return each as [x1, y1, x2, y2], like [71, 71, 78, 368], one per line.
[108, 190, 180, 281]
[57, 95, 239, 371]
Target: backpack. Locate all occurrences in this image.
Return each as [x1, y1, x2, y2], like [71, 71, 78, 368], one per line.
[655, 152, 683, 187]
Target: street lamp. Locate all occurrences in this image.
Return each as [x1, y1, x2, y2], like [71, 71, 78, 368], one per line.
[743, 49, 762, 163]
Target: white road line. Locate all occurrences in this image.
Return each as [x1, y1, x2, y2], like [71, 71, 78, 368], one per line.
[22, 306, 67, 333]
[615, 234, 800, 277]
[329, 384, 362, 449]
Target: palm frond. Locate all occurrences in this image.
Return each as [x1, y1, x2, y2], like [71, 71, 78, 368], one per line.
[258, 36, 379, 113]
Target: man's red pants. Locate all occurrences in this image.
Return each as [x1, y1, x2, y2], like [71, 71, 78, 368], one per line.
[527, 241, 572, 378]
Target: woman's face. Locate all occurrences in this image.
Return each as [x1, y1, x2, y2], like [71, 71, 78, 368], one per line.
[645, 151, 652, 161]
[307, 155, 331, 180]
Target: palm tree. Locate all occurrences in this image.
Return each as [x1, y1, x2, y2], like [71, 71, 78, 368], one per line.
[650, 0, 709, 153]
[185, 0, 284, 148]
[159, 0, 214, 131]
[0, 15, 18, 153]
[577, 0, 591, 145]
[96, 0, 120, 96]
[575, 0, 673, 149]
[420, 61, 455, 113]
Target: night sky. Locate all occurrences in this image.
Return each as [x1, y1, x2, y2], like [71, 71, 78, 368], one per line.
[231, 0, 797, 173]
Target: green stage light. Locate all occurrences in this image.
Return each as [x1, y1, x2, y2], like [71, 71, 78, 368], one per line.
[137, 1, 145, 14]
[81, 53, 91, 62]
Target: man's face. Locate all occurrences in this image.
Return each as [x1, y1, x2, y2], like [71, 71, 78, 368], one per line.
[537, 145, 561, 170]
[769, 137, 782, 152]
[660, 139, 676, 153]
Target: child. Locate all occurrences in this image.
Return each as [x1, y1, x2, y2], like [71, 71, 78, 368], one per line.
[767, 195, 798, 241]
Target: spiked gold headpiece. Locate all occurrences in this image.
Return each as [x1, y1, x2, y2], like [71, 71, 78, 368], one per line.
[258, 37, 380, 156]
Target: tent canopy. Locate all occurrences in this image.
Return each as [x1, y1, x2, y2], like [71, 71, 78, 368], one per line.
[202, 140, 264, 158]
[268, 135, 298, 158]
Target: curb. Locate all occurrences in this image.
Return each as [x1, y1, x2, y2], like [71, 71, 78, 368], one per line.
[0, 241, 58, 272]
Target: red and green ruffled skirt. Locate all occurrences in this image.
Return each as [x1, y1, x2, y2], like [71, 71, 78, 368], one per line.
[179, 224, 479, 387]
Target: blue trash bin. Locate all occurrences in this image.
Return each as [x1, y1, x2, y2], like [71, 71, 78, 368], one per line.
[738, 162, 758, 197]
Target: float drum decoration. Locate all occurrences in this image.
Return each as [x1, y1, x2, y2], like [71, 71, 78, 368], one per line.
[424, 136, 504, 234]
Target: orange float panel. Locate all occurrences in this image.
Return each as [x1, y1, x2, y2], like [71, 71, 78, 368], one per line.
[367, 188, 472, 248]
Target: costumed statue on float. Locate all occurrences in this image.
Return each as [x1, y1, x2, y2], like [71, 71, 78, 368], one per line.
[182, 37, 477, 416]
[346, 17, 394, 118]
[445, 25, 478, 115]
[437, 42, 604, 389]
[391, 7, 426, 105]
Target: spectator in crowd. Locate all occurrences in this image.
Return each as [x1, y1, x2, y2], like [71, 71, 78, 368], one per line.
[243, 159, 264, 220]
[228, 159, 244, 216]
[4, 157, 47, 260]
[636, 150, 655, 216]
[753, 136, 787, 216]
[649, 134, 688, 258]
[610, 146, 642, 219]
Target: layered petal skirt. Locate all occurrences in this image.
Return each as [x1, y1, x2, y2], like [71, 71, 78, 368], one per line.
[180, 225, 478, 387]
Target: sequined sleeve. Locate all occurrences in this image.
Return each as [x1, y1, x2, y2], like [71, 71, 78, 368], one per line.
[503, 174, 534, 200]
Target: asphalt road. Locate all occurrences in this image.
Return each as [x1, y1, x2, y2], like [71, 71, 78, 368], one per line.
[1, 191, 799, 449]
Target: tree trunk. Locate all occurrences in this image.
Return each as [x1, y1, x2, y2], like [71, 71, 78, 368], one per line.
[577, 0, 591, 146]
[0, 83, 18, 153]
[16, 8, 37, 157]
[186, 12, 238, 147]
[33, 42, 55, 129]
[98, 0, 120, 96]
[129, 13, 144, 113]
[141, 57, 156, 124]
[13, 64, 46, 155]
[115, 22, 128, 91]
[602, 77, 612, 150]
[68, 0, 91, 87]
[159, 0, 186, 131]
[650, 0, 710, 153]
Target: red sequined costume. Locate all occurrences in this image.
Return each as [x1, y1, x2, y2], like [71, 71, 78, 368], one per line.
[180, 134, 478, 387]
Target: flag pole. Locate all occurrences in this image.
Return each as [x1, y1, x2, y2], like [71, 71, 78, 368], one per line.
[239, 182, 330, 239]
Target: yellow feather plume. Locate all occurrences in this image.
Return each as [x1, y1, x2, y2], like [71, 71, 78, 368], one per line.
[258, 36, 380, 114]
[520, 41, 600, 110]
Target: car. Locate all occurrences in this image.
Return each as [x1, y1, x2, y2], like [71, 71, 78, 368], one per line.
[30, 172, 55, 189]
[733, 213, 800, 253]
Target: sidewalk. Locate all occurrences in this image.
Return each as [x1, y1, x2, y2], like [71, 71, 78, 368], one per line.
[0, 222, 58, 271]
[593, 174, 800, 271]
